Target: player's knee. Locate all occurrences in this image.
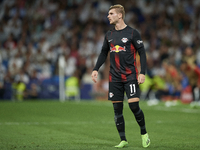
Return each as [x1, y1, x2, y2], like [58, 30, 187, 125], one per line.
[113, 102, 123, 115]
[114, 114, 123, 123]
[129, 101, 140, 114]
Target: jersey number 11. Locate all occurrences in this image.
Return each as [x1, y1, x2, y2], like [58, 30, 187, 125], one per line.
[130, 84, 136, 95]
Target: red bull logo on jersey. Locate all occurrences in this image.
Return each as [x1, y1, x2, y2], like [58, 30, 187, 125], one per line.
[110, 45, 126, 53]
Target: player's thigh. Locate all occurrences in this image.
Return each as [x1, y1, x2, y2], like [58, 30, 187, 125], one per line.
[125, 80, 140, 100]
[108, 82, 124, 101]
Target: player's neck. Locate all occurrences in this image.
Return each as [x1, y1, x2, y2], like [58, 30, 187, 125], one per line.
[115, 21, 127, 31]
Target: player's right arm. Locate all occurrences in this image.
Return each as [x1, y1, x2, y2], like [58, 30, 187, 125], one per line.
[91, 70, 98, 83]
[91, 33, 109, 83]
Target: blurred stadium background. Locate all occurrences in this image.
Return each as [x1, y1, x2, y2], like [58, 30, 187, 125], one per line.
[0, 1, 200, 149]
[0, 0, 200, 104]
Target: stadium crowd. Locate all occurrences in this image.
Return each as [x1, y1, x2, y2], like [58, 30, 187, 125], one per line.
[0, 0, 200, 102]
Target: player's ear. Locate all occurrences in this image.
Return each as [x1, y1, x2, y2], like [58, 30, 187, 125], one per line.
[118, 13, 122, 19]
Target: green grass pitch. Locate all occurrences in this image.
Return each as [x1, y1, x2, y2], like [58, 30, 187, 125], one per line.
[0, 100, 200, 150]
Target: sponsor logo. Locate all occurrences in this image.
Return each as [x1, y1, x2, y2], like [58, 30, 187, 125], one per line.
[109, 92, 114, 98]
[121, 38, 128, 43]
[108, 39, 113, 42]
[110, 45, 126, 53]
[137, 40, 143, 44]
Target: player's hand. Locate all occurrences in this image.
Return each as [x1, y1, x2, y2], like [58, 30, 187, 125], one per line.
[138, 74, 145, 84]
[91, 70, 98, 83]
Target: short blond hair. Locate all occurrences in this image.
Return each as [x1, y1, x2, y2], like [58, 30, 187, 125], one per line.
[109, 4, 125, 20]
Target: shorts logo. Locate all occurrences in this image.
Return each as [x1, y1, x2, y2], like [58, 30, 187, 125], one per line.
[121, 38, 128, 43]
[137, 40, 143, 44]
[130, 93, 135, 96]
[109, 92, 114, 98]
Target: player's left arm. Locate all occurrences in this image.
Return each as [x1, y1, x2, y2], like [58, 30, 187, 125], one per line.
[132, 29, 147, 84]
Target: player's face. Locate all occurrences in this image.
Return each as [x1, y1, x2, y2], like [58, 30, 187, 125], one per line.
[107, 9, 120, 25]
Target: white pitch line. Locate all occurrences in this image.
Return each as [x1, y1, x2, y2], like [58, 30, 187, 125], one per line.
[0, 121, 114, 126]
[80, 101, 200, 114]
[0, 120, 139, 126]
[152, 106, 200, 114]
